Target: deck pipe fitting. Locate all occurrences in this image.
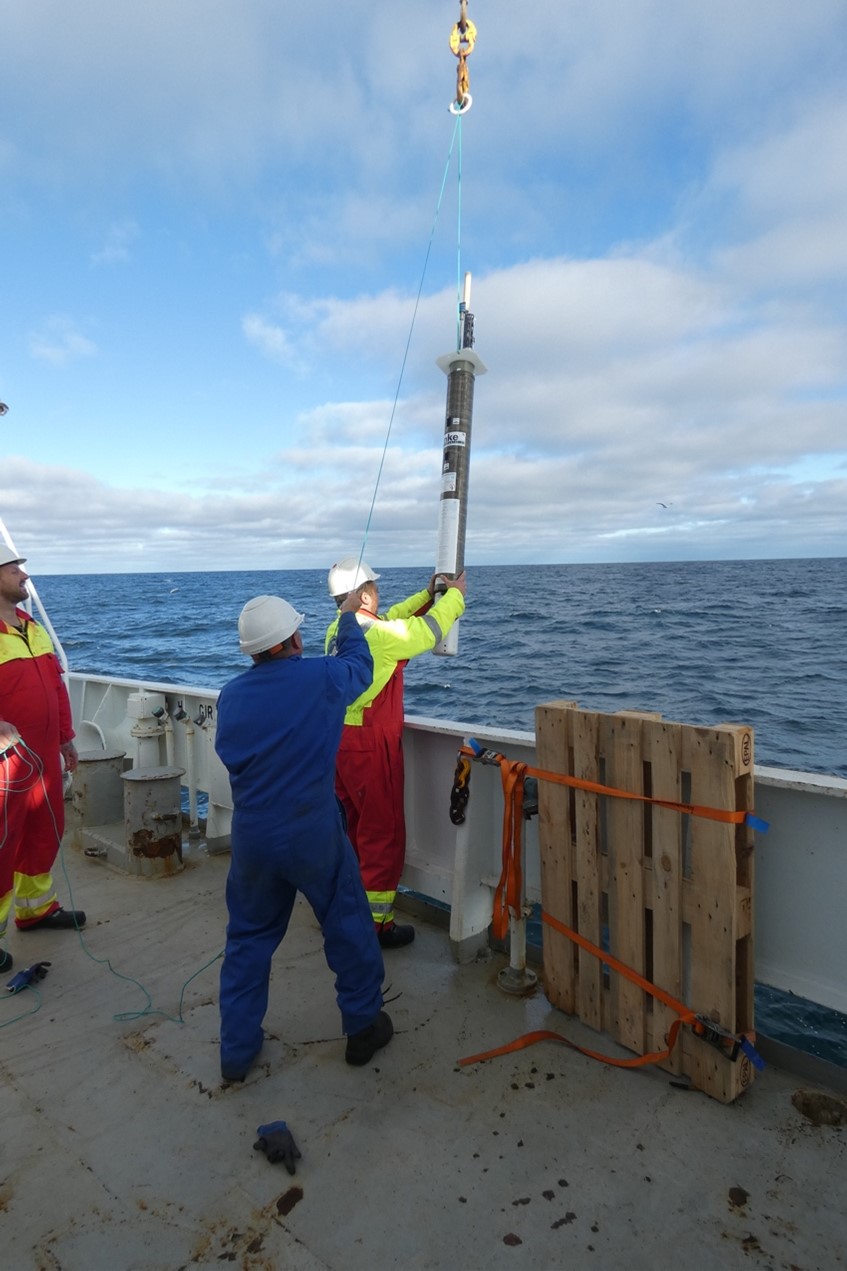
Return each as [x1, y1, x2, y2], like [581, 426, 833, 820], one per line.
[152, 705, 176, 768]
[71, 748, 127, 848]
[176, 706, 207, 839]
[121, 764, 186, 876]
[126, 691, 167, 768]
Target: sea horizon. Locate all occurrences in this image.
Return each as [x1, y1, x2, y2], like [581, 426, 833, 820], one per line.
[32, 551, 847, 580]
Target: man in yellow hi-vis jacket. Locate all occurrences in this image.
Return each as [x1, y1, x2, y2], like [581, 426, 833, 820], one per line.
[326, 559, 466, 949]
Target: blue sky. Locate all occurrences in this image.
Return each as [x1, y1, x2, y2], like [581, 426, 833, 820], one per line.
[1, 0, 846, 574]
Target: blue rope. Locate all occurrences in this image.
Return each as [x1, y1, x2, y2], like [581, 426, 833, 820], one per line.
[358, 112, 464, 569]
[55, 832, 224, 1024]
[0, 749, 223, 1029]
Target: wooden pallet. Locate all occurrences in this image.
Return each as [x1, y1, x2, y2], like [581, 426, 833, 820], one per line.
[535, 699, 756, 1103]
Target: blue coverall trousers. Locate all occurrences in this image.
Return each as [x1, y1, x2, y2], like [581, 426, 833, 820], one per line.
[219, 803, 385, 1076]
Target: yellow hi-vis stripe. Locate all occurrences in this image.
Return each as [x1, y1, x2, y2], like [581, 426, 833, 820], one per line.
[367, 891, 396, 925]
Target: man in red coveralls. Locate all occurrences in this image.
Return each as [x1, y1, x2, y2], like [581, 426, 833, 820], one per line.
[0, 546, 85, 973]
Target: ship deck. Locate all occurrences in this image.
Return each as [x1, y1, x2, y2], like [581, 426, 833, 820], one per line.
[2, 839, 845, 1271]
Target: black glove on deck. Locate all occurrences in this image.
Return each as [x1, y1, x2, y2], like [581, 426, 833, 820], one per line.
[254, 1121, 301, 1174]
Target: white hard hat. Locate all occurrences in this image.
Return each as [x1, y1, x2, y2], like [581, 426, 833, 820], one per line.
[238, 595, 304, 655]
[0, 545, 26, 568]
[327, 556, 380, 599]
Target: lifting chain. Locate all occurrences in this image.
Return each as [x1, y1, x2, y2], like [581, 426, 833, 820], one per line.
[449, 0, 476, 114]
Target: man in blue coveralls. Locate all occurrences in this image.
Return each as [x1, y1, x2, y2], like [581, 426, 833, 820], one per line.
[214, 590, 393, 1083]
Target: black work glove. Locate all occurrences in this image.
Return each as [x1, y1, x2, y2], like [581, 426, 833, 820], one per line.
[253, 1121, 301, 1174]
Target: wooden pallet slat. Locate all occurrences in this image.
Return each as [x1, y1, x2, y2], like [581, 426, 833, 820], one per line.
[601, 711, 647, 1055]
[680, 725, 738, 1100]
[536, 700, 578, 1015]
[642, 717, 684, 1073]
[571, 707, 604, 1031]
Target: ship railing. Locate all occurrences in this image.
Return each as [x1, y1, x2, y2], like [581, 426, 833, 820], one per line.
[66, 672, 847, 1021]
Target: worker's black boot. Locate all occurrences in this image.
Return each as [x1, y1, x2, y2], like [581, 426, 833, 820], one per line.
[20, 907, 87, 931]
[345, 1010, 394, 1066]
[377, 922, 415, 949]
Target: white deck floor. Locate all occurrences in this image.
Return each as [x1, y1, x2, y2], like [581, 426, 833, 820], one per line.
[2, 839, 845, 1270]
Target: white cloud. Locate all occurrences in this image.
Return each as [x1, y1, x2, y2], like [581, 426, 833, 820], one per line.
[28, 317, 98, 366]
[241, 313, 302, 370]
[91, 219, 139, 266]
[715, 94, 847, 221]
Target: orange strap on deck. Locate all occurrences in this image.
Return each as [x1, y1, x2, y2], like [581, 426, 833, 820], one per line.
[459, 906, 697, 1070]
[458, 1020, 687, 1069]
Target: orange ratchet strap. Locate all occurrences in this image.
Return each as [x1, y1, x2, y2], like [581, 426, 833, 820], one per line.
[459, 910, 696, 1069]
[456, 740, 766, 1072]
[459, 741, 762, 944]
[459, 908, 765, 1072]
[459, 742, 758, 828]
[458, 1022, 687, 1068]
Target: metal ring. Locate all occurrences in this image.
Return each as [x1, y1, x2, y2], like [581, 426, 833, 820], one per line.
[449, 92, 473, 115]
[449, 20, 477, 57]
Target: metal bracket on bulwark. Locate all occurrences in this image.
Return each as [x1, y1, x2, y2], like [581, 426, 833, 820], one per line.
[121, 765, 187, 878]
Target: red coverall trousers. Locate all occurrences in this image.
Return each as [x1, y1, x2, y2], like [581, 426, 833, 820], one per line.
[0, 616, 70, 936]
[334, 673, 406, 929]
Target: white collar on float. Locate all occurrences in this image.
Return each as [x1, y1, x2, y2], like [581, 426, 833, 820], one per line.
[436, 348, 487, 375]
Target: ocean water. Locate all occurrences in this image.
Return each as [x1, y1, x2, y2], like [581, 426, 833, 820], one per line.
[38, 557, 847, 777]
[35, 558, 847, 1067]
